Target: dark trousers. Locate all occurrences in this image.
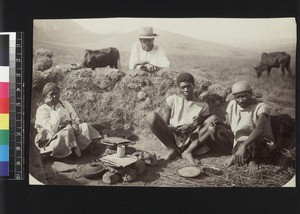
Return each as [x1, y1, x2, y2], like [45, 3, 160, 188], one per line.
[232, 138, 270, 163]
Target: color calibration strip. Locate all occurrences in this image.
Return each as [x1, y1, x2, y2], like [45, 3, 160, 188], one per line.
[0, 32, 24, 180]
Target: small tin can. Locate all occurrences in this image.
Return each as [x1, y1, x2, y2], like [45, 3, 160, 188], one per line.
[117, 145, 125, 158]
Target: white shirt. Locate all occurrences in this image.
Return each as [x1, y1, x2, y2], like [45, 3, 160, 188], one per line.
[226, 99, 274, 146]
[166, 94, 209, 127]
[129, 41, 170, 69]
[35, 100, 80, 133]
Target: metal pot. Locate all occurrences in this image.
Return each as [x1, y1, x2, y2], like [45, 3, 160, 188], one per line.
[77, 161, 106, 179]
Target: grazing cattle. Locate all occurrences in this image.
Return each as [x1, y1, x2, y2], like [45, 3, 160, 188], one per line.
[82, 47, 120, 70]
[253, 52, 292, 77]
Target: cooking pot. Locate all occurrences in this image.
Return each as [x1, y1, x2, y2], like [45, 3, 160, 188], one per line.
[77, 161, 106, 179]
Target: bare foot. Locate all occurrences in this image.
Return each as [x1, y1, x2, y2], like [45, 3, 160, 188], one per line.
[248, 161, 259, 173]
[160, 149, 178, 162]
[181, 151, 198, 165]
[224, 155, 235, 167]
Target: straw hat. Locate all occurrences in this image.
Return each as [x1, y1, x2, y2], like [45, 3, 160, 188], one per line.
[139, 26, 157, 38]
[231, 81, 252, 95]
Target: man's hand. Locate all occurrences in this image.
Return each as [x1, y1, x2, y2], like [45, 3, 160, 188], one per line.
[168, 125, 177, 132]
[234, 144, 246, 166]
[176, 124, 196, 135]
[142, 64, 157, 72]
[134, 60, 149, 68]
[60, 120, 71, 126]
[72, 123, 81, 136]
[192, 116, 199, 125]
[45, 97, 57, 110]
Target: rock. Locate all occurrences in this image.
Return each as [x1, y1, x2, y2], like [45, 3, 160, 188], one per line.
[133, 159, 147, 175]
[33, 48, 53, 71]
[122, 168, 138, 182]
[138, 91, 148, 101]
[197, 78, 212, 91]
[226, 93, 234, 102]
[84, 91, 96, 101]
[102, 171, 120, 184]
[142, 152, 158, 166]
[199, 84, 229, 106]
[144, 97, 152, 105]
[68, 63, 81, 70]
[253, 92, 263, 99]
[207, 84, 228, 99]
[105, 166, 127, 175]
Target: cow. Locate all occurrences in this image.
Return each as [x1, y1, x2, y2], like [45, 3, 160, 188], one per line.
[82, 47, 121, 70]
[253, 52, 292, 78]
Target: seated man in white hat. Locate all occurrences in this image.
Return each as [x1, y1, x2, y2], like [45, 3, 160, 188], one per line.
[224, 81, 276, 172]
[129, 26, 170, 72]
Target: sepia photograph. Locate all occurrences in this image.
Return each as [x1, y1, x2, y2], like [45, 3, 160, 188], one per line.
[29, 18, 296, 187]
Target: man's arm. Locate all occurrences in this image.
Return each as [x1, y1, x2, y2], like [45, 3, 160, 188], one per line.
[154, 47, 170, 68]
[162, 103, 177, 131]
[234, 113, 268, 165]
[243, 113, 267, 147]
[142, 47, 169, 70]
[35, 107, 62, 133]
[162, 103, 171, 124]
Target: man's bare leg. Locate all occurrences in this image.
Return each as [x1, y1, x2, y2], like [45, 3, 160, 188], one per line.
[181, 140, 203, 165]
[182, 124, 211, 165]
[146, 112, 178, 161]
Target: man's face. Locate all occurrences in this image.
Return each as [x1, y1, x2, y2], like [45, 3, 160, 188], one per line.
[45, 88, 60, 105]
[140, 38, 154, 52]
[234, 91, 251, 108]
[179, 82, 194, 99]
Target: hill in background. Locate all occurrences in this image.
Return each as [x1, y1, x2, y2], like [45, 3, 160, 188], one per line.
[34, 20, 254, 57]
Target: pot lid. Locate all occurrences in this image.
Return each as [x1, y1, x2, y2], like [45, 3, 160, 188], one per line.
[78, 162, 105, 176]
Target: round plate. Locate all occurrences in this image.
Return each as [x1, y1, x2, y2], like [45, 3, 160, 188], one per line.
[202, 166, 221, 175]
[177, 166, 202, 178]
[78, 162, 106, 179]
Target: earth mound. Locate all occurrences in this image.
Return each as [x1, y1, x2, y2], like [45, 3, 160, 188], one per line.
[31, 65, 232, 136]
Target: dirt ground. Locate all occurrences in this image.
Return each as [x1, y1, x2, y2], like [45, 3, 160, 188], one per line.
[29, 133, 295, 187]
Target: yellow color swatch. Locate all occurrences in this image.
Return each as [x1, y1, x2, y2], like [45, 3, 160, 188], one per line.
[0, 114, 9, 130]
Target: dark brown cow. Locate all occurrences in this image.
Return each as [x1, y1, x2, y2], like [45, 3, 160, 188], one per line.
[254, 52, 292, 77]
[82, 47, 120, 70]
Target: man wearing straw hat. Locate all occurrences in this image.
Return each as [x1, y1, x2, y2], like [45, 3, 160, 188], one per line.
[129, 26, 170, 71]
[224, 81, 276, 172]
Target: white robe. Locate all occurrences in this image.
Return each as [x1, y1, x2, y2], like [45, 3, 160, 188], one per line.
[34, 100, 101, 158]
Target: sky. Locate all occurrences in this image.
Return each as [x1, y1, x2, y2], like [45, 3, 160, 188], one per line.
[72, 18, 297, 49]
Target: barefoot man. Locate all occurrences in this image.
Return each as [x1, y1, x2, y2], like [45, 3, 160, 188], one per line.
[224, 81, 276, 172]
[146, 72, 220, 164]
